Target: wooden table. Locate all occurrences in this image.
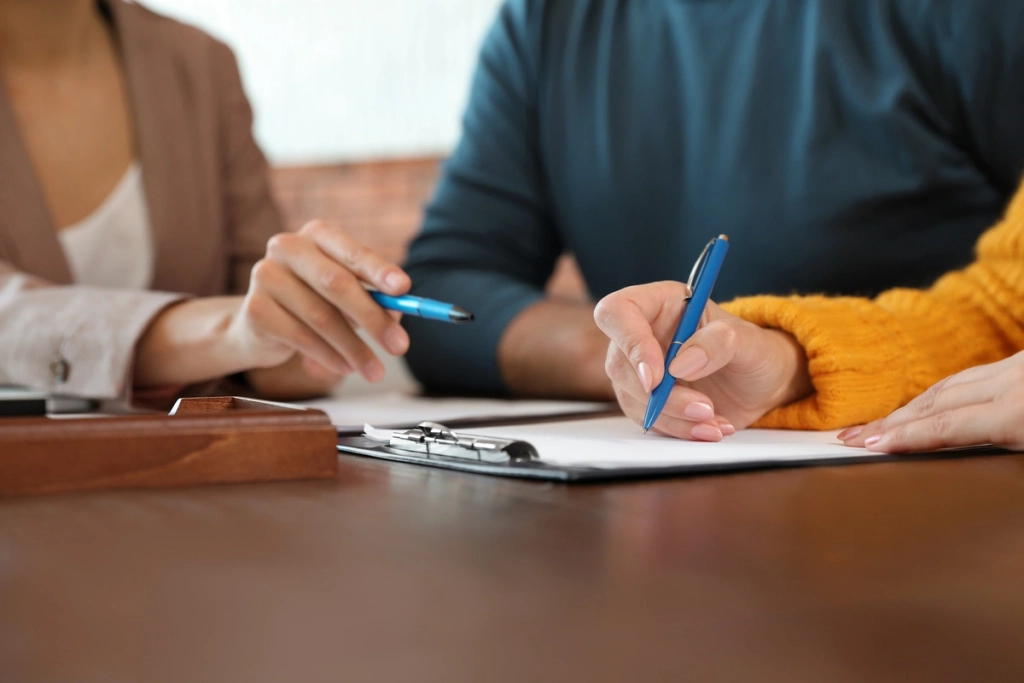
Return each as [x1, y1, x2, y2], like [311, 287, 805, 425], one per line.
[2, 451, 1024, 682]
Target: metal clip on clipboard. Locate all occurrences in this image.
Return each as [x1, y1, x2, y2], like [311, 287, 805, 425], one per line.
[365, 421, 538, 463]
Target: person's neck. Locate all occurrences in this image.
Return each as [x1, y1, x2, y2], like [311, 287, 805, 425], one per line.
[0, 0, 107, 70]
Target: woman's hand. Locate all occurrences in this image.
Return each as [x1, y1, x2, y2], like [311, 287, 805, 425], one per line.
[134, 221, 410, 394]
[839, 352, 1024, 453]
[244, 351, 346, 401]
[594, 282, 813, 440]
[229, 220, 411, 384]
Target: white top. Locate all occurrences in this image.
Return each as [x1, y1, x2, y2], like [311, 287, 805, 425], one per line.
[58, 162, 154, 290]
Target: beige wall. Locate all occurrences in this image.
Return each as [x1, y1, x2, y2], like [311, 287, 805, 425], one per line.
[143, 0, 505, 163]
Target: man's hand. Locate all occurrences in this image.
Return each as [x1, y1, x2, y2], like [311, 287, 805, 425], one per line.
[594, 282, 813, 440]
[840, 351, 1024, 453]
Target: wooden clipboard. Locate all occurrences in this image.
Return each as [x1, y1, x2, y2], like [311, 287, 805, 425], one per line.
[0, 397, 338, 496]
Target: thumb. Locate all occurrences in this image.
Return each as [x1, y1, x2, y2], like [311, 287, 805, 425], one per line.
[667, 303, 773, 382]
[594, 282, 690, 393]
[667, 315, 741, 382]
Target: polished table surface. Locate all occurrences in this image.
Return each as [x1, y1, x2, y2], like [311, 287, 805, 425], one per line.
[2, 451, 1024, 682]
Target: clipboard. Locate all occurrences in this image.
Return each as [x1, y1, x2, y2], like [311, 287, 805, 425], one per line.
[338, 423, 592, 481]
[336, 418, 1007, 483]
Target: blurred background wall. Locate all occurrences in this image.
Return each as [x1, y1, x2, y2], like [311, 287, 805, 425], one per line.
[144, 0, 504, 163]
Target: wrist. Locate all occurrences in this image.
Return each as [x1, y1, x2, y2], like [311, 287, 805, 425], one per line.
[134, 296, 250, 388]
[187, 296, 253, 373]
[764, 328, 814, 410]
[221, 297, 270, 370]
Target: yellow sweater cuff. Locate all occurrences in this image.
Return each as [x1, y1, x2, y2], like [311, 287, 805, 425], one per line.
[722, 295, 931, 430]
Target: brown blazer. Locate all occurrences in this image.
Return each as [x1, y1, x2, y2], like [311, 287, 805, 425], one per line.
[0, 0, 282, 400]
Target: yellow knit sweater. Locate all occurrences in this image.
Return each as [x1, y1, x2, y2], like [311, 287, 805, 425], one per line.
[722, 181, 1024, 431]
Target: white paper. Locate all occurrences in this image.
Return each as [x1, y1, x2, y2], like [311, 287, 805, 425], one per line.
[0, 387, 47, 400]
[297, 391, 614, 431]
[363, 424, 394, 442]
[465, 416, 873, 469]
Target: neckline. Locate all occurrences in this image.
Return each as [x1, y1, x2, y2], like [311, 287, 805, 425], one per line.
[0, 0, 161, 286]
[59, 162, 142, 236]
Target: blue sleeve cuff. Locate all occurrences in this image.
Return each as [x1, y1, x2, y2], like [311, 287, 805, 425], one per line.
[402, 270, 546, 395]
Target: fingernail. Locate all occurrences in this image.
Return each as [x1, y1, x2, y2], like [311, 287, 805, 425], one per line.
[864, 435, 883, 449]
[363, 359, 385, 383]
[691, 423, 723, 442]
[719, 422, 736, 436]
[838, 426, 863, 441]
[637, 362, 653, 394]
[384, 326, 409, 355]
[385, 271, 407, 291]
[669, 347, 709, 380]
[684, 402, 715, 421]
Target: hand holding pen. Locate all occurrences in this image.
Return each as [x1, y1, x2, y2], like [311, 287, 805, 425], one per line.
[641, 235, 731, 433]
[228, 220, 472, 384]
[594, 236, 814, 440]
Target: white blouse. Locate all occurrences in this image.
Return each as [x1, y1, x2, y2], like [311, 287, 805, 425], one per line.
[58, 162, 154, 290]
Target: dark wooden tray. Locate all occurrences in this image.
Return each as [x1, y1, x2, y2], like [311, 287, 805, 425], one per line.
[0, 397, 338, 496]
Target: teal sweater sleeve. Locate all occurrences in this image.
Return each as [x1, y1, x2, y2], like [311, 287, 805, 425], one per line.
[403, 0, 557, 394]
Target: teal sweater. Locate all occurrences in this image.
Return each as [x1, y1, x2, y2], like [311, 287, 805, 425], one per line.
[403, 0, 1024, 393]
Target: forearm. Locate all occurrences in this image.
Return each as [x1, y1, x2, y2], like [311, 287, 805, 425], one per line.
[135, 297, 346, 400]
[133, 296, 251, 389]
[498, 298, 615, 401]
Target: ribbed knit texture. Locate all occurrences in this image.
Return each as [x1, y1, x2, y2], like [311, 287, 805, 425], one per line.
[722, 184, 1024, 430]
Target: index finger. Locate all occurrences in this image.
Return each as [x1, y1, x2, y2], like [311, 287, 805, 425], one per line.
[844, 374, 1003, 447]
[594, 282, 690, 393]
[865, 403, 1001, 453]
[299, 220, 411, 295]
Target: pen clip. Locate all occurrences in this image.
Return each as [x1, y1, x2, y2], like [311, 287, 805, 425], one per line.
[685, 234, 728, 300]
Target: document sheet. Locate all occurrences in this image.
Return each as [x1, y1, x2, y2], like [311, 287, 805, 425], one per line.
[298, 391, 614, 432]
[467, 416, 872, 469]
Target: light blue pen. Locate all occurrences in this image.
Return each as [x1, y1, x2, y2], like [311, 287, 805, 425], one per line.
[368, 291, 475, 324]
[643, 235, 730, 433]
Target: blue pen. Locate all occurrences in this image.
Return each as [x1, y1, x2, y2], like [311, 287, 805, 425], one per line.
[643, 235, 730, 433]
[369, 291, 475, 324]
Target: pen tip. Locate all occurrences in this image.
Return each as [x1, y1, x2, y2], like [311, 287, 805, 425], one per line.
[643, 428, 649, 434]
[448, 306, 475, 323]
